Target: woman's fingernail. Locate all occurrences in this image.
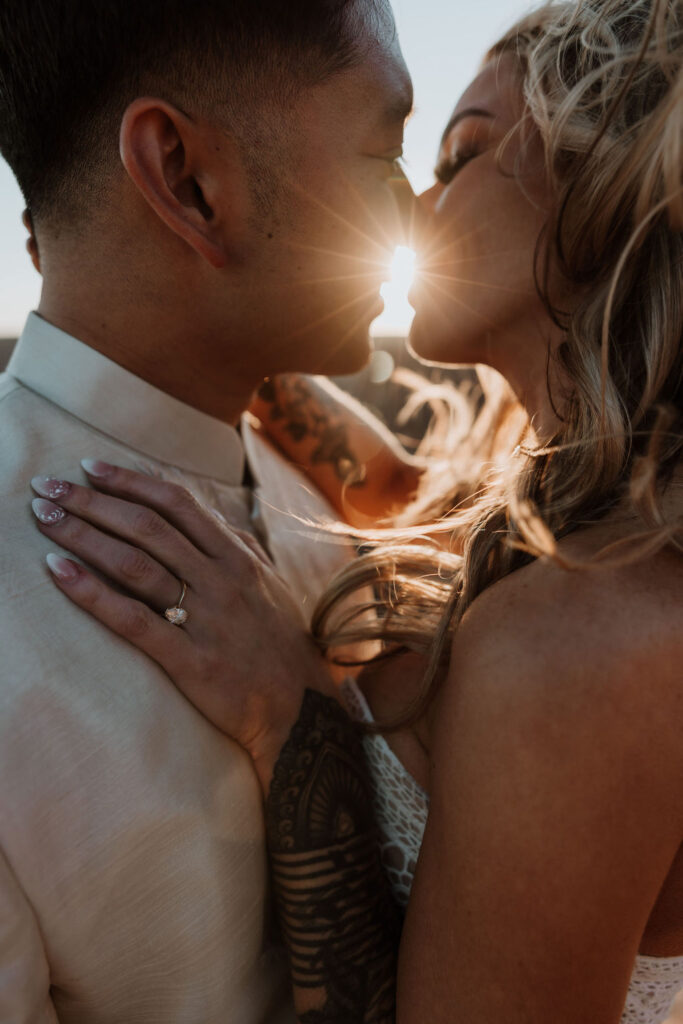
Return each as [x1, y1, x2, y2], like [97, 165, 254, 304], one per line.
[31, 476, 72, 500]
[81, 458, 114, 478]
[46, 553, 80, 582]
[32, 498, 67, 525]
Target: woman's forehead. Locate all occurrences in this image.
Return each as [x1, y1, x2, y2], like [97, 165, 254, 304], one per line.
[441, 53, 524, 144]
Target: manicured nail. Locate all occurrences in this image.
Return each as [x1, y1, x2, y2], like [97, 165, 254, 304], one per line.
[46, 553, 80, 582]
[31, 476, 72, 500]
[81, 458, 114, 478]
[32, 498, 67, 525]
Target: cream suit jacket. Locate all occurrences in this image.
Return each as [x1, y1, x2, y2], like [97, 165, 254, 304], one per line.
[0, 314, 352, 1023]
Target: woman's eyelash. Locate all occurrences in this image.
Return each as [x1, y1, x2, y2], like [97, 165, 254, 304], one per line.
[434, 149, 479, 185]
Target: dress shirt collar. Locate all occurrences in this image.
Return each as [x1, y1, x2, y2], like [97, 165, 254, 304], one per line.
[7, 312, 245, 484]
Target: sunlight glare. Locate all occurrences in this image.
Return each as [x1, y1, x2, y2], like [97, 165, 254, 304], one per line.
[370, 245, 417, 337]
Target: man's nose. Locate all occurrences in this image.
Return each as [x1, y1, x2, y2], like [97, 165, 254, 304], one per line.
[387, 167, 430, 251]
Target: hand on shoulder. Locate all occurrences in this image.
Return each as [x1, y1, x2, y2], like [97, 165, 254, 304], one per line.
[31, 462, 338, 792]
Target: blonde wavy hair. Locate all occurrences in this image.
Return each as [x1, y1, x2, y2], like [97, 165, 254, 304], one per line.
[312, 0, 683, 727]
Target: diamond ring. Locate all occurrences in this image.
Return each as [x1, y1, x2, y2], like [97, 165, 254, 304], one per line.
[164, 580, 189, 626]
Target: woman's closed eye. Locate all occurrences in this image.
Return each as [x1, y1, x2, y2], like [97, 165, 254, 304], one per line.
[434, 148, 480, 186]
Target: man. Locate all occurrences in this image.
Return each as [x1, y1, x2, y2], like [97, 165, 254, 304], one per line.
[0, 1, 413, 1019]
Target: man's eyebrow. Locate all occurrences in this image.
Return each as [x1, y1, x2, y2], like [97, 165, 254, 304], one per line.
[439, 107, 494, 147]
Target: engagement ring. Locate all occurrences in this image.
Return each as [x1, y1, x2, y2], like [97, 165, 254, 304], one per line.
[164, 580, 189, 626]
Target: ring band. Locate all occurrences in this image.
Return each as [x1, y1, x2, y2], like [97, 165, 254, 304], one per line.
[164, 580, 189, 626]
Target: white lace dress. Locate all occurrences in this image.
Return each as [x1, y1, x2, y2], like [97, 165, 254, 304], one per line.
[341, 680, 683, 1024]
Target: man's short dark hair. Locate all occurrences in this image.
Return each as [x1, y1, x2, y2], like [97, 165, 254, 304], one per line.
[0, 0, 379, 227]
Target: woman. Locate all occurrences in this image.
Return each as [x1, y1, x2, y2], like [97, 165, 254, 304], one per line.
[29, 0, 683, 1021]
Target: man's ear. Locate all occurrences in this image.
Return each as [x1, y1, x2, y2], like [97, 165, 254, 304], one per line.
[22, 209, 41, 274]
[119, 98, 249, 269]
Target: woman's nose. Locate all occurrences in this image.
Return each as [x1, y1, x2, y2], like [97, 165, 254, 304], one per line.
[417, 182, 442, 216]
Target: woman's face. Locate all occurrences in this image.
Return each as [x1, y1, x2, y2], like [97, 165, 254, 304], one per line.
[409, 53, 561, 382]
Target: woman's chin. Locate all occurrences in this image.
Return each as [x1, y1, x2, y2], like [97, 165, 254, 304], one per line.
[408, 311, 493, 368]
[408, 320, 463, 367]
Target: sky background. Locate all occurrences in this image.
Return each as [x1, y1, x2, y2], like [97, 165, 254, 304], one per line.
[0, 0, 531, 337]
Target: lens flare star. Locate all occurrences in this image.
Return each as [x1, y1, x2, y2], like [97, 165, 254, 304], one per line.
[371, 245, 417, 337]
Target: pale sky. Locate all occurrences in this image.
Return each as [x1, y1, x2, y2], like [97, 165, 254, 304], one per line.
[0, 0, 531, 336]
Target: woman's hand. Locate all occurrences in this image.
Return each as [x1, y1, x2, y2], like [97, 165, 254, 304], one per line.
[30, 460, 336, 791]
[31, 461, 403, 1022]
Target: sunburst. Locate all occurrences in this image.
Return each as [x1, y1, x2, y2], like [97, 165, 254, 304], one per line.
[371, 245, 417, 337]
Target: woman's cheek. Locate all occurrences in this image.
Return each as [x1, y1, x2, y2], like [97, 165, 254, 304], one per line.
[409, 178, 543, 364]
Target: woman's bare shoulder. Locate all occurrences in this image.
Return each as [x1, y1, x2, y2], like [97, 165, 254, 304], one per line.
[405, 544, 683, 1024]
[463, 517, 681, 655]
[436, 530, 683, 766]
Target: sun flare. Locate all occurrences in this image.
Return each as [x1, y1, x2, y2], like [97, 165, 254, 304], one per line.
[370, 245, 417, 338]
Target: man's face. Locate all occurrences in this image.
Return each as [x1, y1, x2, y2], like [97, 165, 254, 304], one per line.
[226, 15, 413, 378]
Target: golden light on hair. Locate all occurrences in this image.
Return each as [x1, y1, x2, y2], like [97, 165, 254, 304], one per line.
[313, 0, 683, 734]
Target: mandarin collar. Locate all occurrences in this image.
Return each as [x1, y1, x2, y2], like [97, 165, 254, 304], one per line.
[7, 313, 245, 484]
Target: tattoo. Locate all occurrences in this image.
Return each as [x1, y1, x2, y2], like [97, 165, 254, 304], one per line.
[258, 377, 366, 487]
[266, 690, 401, 1023]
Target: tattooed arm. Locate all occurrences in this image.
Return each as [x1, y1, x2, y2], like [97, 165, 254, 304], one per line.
[265, 689, 402, 1024]
[250, 375, 423, 526]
